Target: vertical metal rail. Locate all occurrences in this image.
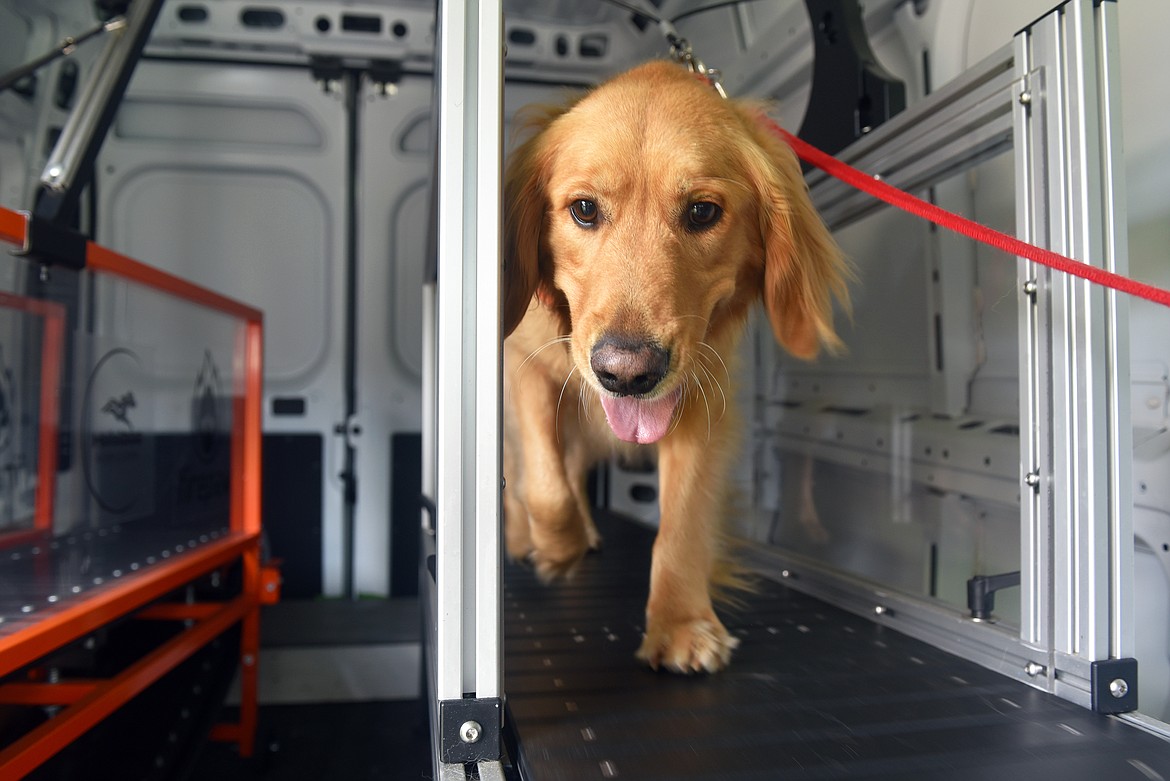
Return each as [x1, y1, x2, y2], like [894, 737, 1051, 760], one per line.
[1015, 0, 1134, 712]
[427, 0, 505, 776]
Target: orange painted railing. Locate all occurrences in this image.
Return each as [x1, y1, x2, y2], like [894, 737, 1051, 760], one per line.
[0, 205, 267, 776]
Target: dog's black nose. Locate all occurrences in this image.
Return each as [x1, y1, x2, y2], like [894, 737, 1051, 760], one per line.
[590, 336, 669, 396]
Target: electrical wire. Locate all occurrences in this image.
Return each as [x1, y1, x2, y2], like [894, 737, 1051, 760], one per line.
[600, 0, 666, 24]
[0, 17, 125, 93]
[669, 0, 771, 25]
[598, 0, 769, 27]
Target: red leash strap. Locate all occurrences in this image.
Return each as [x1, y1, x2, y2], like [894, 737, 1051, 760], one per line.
[770, 123, 1170, 309]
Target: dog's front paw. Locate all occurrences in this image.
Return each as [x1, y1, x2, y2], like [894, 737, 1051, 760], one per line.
[636, 616, 739, 673]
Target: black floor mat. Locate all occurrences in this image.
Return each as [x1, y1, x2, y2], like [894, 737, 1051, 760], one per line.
[188, 700, 432, 781]
[502, 512, 1170, 780]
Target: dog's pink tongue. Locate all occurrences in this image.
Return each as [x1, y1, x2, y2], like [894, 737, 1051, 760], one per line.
[600, 389, 681, 444]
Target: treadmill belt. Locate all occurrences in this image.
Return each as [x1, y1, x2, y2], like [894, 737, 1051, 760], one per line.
[502, 512, 1170, 780]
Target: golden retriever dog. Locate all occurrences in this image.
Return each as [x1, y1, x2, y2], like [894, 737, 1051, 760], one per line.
[501, 60, 849, 673]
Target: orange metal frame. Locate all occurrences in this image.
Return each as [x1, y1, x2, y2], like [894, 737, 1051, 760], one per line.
[0, 290, 65, 549]
[0, 206, 268, 777]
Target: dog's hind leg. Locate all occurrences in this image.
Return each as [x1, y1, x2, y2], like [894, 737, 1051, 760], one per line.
[502, 438, 534, 561]
[509, 375, 596, 581]
[564, 438, 603, 553]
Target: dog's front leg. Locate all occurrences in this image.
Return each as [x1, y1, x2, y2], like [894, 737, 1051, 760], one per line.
[636, 424, 739, 673]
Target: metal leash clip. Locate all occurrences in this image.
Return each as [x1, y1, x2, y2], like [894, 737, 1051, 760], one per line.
[666, 34, 727, 99]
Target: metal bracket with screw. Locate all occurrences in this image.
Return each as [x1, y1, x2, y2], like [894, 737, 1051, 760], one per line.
[439, 697, 501, 763]
[1090, 658, 1138, 714]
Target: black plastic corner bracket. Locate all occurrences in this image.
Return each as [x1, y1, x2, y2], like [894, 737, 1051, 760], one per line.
[439, 697, 502, 764]
[22, 215, 88, 270]
[1091, 658, 1138, 714]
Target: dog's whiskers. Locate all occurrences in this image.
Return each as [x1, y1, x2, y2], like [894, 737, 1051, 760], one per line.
[514, 335, 571, 379]
[698, 341, 731, 384]
[690, 370, 713, 441]
[694, 358, 728, 422]
[554, 365, 578, 444]
[694, 344, 730, 422]
[577, 376, 595, 424]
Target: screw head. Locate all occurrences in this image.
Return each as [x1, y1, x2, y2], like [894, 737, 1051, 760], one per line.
[459, 720, 482, 744]
[1019, 90, 1033, 105]
[1109, 678, 1129, 699]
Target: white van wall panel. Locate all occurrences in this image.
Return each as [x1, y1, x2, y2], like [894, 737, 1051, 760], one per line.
[1117, 2, 1170, 434]
[353, 74, 431, 597]
[0, 5, 31, 75]
[99, 60, 347, 396]
[97, 59, 350, 595]
[102, 167, 331, 379]
[350, 76, 571, 597]
[148, 0, 436, 65]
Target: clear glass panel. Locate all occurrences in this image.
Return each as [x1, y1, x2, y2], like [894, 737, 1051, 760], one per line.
[0, 287, 60, 536]
[59, 269, 241, 534]
[752, 151, 1023, 626]
[1132, 285, 1170, 723]
[0, 248, 250, 635]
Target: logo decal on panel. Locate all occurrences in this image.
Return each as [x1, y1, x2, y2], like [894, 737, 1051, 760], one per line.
[192, 350, 223, 463]
[83, 348, 154, 517]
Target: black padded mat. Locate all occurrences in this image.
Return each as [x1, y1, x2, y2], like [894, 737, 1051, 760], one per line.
[502, 512, 1170, 780]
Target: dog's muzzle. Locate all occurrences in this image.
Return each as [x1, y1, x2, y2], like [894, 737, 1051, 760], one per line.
[590, 335, 680, 444]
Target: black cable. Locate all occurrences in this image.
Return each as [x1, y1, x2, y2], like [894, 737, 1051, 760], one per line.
[601, 0, 666, 25]
[0, 18, 118, 93]
[670, 0, 771, 25]
[596, 0, 775, 38]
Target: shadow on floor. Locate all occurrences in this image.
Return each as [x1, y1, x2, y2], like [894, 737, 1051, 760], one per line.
[188, 700, 432, 781]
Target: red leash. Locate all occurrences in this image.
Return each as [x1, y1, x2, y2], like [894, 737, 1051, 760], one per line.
[770, 123, 1170, 309]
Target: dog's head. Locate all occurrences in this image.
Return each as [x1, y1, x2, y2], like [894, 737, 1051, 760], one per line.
[504, 61, 849, 444]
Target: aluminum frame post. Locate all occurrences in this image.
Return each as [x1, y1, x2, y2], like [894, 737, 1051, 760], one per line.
[426, 0, 505, 774]
[34, 0, 164, 227]
[1014, 0, 1134, 712]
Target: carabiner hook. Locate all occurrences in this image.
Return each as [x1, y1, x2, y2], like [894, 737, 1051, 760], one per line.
[667, 34, 727, 99]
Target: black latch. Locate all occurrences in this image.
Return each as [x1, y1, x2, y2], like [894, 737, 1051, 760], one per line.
[1091, 658, 1138, 714]
[309, 56, 345, 86]
[368, 59, 403, 90]
[966, 571, 1021, 621]
[439, 697, 501, 764]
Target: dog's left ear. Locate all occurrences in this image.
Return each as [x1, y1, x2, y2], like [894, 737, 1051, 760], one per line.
[737, 105, 851, 359]
[502, 105, 566, 337]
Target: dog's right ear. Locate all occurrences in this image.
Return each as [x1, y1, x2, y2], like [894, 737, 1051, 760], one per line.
[502, 106, 563, 338]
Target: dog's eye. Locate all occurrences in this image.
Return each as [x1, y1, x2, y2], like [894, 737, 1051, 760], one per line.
[687, 201, 722, 230]
[569, 199, 599, 227]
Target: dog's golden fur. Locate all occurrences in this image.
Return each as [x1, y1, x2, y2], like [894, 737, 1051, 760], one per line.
[501, 60, 849, 673]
